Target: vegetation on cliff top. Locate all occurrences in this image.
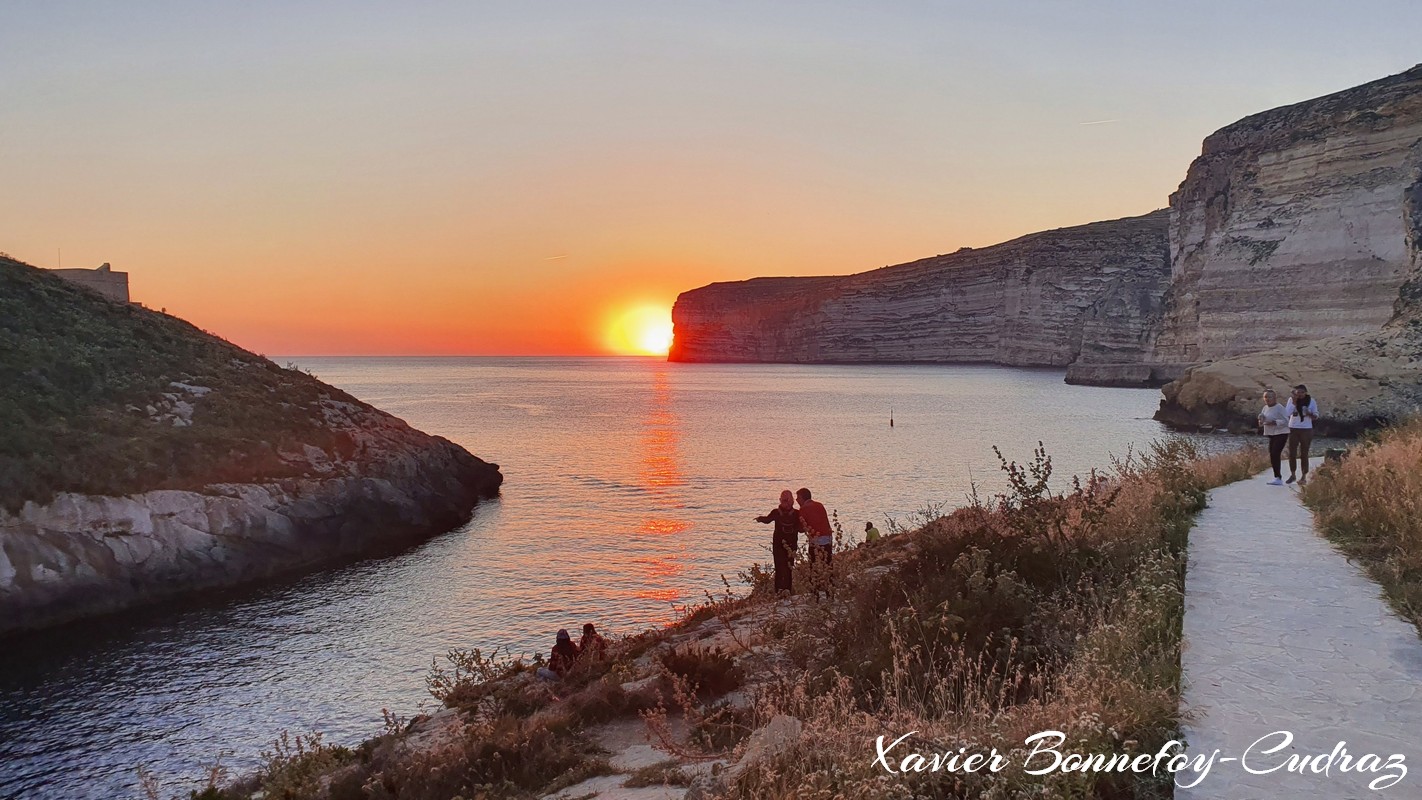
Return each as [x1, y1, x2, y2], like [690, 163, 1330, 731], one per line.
[0, 255, 368, 511]
[1303, 418, 1422, 634]
[170, 440, 1264, 800]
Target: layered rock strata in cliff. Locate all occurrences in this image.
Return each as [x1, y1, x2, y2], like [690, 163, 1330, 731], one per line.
[1153, 65, 1422, 432]
[671, 211, 1174, 385]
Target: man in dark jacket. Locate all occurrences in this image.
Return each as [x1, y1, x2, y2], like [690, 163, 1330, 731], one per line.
[755, 489, 801, 594]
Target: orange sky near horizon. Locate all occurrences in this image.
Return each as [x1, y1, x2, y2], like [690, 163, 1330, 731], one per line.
[4, 3, 1421, 356]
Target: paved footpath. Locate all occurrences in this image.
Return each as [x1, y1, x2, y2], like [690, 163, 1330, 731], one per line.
[1178, 474, 1422, 799]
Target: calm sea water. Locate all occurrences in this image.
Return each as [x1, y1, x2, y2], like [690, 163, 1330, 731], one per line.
[0, 358, 1214, 798]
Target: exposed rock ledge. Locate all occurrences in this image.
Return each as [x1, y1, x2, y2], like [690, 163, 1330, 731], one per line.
[1154, 329, 1422, 435]
[0, 398, 502, 636]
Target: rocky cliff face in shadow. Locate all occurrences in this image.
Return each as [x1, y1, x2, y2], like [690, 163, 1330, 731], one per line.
[1154, 65, 1422, 432]
[670, 210, 1173, 385]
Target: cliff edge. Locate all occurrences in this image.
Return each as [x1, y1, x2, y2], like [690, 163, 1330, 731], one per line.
[0, 256, 503, 635]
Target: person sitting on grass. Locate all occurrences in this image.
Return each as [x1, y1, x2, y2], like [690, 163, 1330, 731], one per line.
[864, 521, 882, 544]
[536, 629, 581, 681]
[578, 623, 608, 662]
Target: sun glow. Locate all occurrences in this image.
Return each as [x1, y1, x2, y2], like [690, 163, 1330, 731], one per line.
[605, 304, 674, 356]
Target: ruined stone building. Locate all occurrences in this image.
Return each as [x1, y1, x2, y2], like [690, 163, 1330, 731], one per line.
[49, 263, 130, 302]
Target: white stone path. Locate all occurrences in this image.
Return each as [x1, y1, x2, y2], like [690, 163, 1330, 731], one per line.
[1179, 474, 1422, 798]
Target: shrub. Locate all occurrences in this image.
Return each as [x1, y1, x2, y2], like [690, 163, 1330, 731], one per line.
[658, 645, 743, 699]
[623, 759, 693, 787]
[563, 675, 662, 725]
[426, 647, 528, 711]
[358, 713, 606, 800]
[1302, 417, 1422, 631]
[257, 732, 354, 800]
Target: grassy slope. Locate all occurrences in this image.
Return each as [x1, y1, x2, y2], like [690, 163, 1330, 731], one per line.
[1302, 418, 1422, 633]
[0, 255, 366, 511]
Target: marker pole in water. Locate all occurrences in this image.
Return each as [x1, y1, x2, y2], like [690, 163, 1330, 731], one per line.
[890, 406, 894, 427]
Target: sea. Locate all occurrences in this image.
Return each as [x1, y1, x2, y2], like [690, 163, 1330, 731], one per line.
[0, 357, 1238, 798]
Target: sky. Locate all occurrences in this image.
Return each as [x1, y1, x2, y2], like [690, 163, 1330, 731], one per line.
[3, 1, 1420, 356]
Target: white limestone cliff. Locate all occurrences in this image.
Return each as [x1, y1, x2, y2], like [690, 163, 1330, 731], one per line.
[670, 65, 1422, 429]
[1154, 65, 1422, 432]
[670, 211, 1174, 385]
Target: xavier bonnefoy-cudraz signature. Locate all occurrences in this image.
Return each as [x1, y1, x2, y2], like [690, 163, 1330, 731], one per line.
[873, 730, 1408, 790]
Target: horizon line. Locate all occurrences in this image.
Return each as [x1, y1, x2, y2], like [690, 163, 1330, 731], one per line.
[272, 353, 670, 359]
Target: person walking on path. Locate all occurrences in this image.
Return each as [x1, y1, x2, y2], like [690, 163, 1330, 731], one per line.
[755, 490, 801, 594]
[1284, 384, 1320, 485]
[1258, 389, 1291, 485]
[797, 487, 834, 598]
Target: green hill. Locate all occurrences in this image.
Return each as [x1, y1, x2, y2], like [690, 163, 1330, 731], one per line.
[1, 255, 383, 510]
[0, 255, 502, 633]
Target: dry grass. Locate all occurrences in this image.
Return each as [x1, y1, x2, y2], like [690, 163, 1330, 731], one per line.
[190, 439, 1265, 800]
[1302, 417, 1422, 632]
[717, 440, 1266, 799]
[623, 759, 694, 788]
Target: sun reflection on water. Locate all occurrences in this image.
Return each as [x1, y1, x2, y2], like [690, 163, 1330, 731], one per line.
[631, 367, 691, 607]
[638, 518, 691, 535]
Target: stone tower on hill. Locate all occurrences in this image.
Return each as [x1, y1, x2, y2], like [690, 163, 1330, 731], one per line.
[49, 262, 130, 302]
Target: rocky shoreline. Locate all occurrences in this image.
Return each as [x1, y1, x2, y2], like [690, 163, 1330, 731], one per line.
[0, 396, 502, 636]
[196, 444, 1266, 800]
[1151, 329, 1422, 436]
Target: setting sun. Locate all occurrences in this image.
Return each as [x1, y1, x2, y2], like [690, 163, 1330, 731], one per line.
[604, 304, 674, 356]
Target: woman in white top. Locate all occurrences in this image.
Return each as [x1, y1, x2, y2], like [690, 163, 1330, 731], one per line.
[1257, 389, 1291, 485]
[1284, 384, 1319, 485]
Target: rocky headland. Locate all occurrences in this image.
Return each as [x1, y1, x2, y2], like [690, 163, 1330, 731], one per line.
[0, 256, 503, 635]
[671, 64, 1422, 431]
[670, 210, 1176, 386]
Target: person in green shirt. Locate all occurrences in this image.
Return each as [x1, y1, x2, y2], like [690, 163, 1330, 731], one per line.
[864, 521, 882, 543]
